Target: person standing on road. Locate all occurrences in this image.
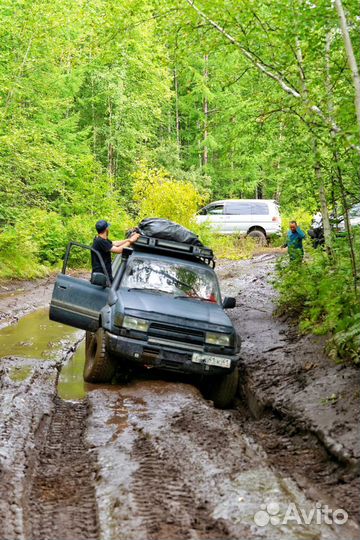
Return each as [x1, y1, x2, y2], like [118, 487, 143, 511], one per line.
[91, 220, 139, 282]
[283, 221, 306, 261]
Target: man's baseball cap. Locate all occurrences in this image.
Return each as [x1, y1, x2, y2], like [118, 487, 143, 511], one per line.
[95, 220, 110, 233]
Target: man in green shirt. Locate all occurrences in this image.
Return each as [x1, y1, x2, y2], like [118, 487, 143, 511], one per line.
[284, 221, 306, 261]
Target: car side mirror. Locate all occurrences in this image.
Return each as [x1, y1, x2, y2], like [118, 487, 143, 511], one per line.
[222, 296, 236, 309]
[122, 247, 133, 259]
[91, 272, 108, 288]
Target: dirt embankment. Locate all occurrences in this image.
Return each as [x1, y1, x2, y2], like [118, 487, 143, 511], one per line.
[217, 255, 359, 469]
[0, 255, 359, 540]
[218, 255, 360, 520]
[0, 271, 88, 329]
[0, 276, 55, 328]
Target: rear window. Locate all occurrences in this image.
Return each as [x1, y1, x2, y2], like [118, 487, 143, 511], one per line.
[251, 202, 269, 215]
[225, 203, 252, 215]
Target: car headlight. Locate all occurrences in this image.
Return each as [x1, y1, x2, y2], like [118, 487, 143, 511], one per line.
[205, 332, 231, 346]
[123, 316, 150, 332]
[114, 312, 124, 327]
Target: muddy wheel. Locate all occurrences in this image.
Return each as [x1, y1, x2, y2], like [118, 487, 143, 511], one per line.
[247, 230, 267, 245]
[85, 330, 94, 350]
[84, 328, 115, 383]
[206, 369, 239, 409]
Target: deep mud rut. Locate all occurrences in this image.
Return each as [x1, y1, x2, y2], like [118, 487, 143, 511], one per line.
[0, 255, 359, 540]
[24, 398, 99, 540]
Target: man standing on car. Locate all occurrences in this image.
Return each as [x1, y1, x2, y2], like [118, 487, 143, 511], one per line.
[283, 221, 306, 261]
[91, 220, 139, 282]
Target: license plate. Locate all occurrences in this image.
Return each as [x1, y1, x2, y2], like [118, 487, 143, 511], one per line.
[192, 353, 231, 368]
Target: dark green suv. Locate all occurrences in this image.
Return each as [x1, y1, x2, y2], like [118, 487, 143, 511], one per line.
[50, 237, 240, 408]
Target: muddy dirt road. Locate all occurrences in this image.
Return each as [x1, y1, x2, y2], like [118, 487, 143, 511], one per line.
[0, 255, 359, 540]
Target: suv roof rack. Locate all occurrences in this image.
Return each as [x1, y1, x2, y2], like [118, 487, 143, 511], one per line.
[133, 235, 215, 267]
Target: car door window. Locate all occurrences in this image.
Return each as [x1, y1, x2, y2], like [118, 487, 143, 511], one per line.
[251, 202, 269, 215]
[224, 203, 251, 215]
[207, 204, 224, 215]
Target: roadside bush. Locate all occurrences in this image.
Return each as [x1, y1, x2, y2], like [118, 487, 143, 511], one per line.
[275, 236, 360, 363]
[280, 208, 313, 236]
[330, 314, 360, 364]
[0, 162, 267, 279]
[133, 161, 205, 229]
[0, 209, 66, 278]
[16, 209, 67, 265]
[0, 206, 135, 278]
[196, 224, 257, 260]
[0, 226, 47, 279]
[210, 235, 257, 260]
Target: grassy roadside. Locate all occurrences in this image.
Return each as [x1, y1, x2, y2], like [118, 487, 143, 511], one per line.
[274, 234, 360, 364]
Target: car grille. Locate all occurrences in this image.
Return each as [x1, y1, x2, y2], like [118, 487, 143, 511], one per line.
[148, 322, 205, 347]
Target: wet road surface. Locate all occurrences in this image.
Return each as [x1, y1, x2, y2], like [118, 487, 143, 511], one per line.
[0, 257, 359, 540]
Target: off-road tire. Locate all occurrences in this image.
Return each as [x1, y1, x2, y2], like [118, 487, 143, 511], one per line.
[206, 369, 239, 409]
[85, 330, 94, 351]
[247, 230, 267, 246]
[83, 328, 115, 383]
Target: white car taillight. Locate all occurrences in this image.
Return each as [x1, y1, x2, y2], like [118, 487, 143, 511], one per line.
[272, 216, 280, 222]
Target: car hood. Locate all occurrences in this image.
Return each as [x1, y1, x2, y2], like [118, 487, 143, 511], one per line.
[118, 289, 232, 329]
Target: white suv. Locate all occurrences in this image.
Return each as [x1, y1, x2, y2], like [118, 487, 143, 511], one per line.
[196, 199, 282, 243]
[337, 203, 360, 231]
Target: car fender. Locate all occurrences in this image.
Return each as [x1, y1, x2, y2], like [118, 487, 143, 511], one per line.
[100, 305, 112, 331]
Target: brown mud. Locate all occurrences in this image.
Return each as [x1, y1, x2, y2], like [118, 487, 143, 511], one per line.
[0, 276, 55, 328]
[24, 398, 100, 540]
[0, 255, 359, 540]
[219, 254, 360, 525]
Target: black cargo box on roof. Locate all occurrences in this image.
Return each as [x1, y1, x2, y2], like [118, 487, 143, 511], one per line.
[137, 218, 203, 246]
[134, 235, 215, 266]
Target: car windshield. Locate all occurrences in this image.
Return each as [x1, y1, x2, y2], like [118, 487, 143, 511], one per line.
[120, 257, 221, 303]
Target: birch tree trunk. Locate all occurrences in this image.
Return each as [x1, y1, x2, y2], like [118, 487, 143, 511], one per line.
[326, 33, 358, 288]
[107, 99, 116, 181]
[295, 38, 332, 248]
[174, 67, 181, 150]
[315, 147, 333, 250]
[203, 54, 209, 167]
[334, 0, 360, 138]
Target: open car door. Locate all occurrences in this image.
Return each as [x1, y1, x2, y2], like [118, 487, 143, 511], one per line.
[49, 242, 111, 332]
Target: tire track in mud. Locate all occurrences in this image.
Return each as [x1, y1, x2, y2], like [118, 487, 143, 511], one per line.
[233, 405, 360, 523]
[23, 397, 99, 540]
[121, 384, 358, 540]
[132, 431, 231, 540]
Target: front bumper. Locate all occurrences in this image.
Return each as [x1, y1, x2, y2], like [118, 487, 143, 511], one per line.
[105, 332, 239, 376]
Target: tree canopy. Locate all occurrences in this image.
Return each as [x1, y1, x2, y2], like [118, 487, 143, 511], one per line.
[0, 0, 358, 224]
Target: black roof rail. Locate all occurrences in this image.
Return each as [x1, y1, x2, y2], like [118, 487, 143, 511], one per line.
[133, 235, 215, 267]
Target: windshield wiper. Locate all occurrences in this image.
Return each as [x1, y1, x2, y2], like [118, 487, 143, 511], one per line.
[174, 294, 216, 302]
[127, 288, 173, 295]
[157, 270, 203, 296]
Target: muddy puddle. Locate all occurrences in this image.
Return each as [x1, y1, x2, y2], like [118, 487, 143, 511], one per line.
[0, 307, 81, 361]
[57, 341, 88, 400]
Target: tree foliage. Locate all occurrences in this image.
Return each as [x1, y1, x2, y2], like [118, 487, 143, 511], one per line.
[1, 0, 359, 222]
[133, 162, 204, 228]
